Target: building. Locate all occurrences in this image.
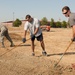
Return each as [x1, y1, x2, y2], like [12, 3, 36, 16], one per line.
[2, 20, 27, 27]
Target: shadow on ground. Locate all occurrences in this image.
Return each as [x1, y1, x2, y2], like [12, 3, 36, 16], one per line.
[47, 52, 75, 57]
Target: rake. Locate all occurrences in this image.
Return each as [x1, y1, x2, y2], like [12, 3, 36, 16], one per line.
[0, 38, 31, 57]
[54, 41, 73, 68]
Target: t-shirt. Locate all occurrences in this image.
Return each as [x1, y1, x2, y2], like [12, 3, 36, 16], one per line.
[68, 13, 75, 27]
[24, 18, 42, 37]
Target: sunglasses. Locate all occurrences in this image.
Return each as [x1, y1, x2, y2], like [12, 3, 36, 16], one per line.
[63, 11, 68, 14]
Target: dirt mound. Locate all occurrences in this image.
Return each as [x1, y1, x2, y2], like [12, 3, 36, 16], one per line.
[4, 33, 22, 42]
[0, 28, 75, 75]
[10, 33, 22, 41]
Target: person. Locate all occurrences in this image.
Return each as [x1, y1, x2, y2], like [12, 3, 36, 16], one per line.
[22, 14, 47, 56]
[0, 24, 14, 48]
[62, 6, 75, 42]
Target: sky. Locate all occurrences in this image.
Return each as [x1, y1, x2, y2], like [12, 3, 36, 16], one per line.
[0, 0, 75, 22]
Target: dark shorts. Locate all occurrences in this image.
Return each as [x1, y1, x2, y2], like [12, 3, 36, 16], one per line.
[31, 33, 43, 41]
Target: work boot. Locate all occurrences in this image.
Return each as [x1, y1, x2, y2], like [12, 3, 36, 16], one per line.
[10, 43, 14, 47]
[32, 52, 35, 56]
[2, 45, 5, 48]
[42, 51, 47, 56]
[1, 42, 5, 48]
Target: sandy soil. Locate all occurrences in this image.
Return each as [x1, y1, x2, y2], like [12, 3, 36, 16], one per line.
[0, 27, 75, 75]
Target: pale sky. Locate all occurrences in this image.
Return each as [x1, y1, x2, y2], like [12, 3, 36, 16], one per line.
[0, 0, 75, 22]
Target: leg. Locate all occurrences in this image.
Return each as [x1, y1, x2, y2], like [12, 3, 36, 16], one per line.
[40, 40, 45, 51]
[2, 41, 5, 48]
[40, 40, 47, 56]
[5, 30, 14, 47]
[37, 33, 47, 56]
[31, 36, 35, 56]
[0, 33, 5, 48]
[31, 40, 35, 53]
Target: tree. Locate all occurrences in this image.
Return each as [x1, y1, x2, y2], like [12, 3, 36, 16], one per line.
[61, 21, 67, 28]
[41, 17, 48, 25]
[13, 19, 22, 27]
[50, 18, 56, 27]
[56, 21, 61, 28]
[67, 22, 71, 28]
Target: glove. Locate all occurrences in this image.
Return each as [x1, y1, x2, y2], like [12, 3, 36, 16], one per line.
[31, 34, 35, 40]
[71, 37, 75, 42]
[22, 38, 26, 43]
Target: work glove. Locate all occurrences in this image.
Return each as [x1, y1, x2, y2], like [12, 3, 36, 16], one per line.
[31, 34, 35, 40]
[22, 38, 26, 43]
[71, 37, 75, 42]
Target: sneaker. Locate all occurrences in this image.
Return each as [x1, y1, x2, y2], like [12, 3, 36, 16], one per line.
[42, 51, 47, 56]
[32, 53, 35, 56]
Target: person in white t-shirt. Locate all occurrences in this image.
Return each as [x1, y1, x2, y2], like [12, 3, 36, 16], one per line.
[22, 14, 47, 56]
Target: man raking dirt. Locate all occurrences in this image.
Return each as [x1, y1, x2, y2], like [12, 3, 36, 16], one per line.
[22, 14, 47, 56]
[54, 6, 75, 67]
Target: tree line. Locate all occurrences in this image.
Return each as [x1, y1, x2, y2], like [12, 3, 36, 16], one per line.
[41, 17, 70, 28]
[13, 17, 70, 28]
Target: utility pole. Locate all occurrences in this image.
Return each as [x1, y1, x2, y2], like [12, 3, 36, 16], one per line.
[59, 17, 61, 22]
[13, 12, 14, 21]
[12, 12, 14, 26]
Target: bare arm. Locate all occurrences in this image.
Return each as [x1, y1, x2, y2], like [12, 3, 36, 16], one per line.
[34, 19, 40, 35]
[24, 30, 27, 38]
[34, 27, 39, 35]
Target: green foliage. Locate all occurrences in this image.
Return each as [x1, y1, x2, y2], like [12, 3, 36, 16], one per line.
[61, 21, 67, 28]
[41, 17, 48, 25]
[67, 22, 71, 28]
[50, 18, 56, 27]
[13, 19, 22, 27]
[56, 21, 61, 28]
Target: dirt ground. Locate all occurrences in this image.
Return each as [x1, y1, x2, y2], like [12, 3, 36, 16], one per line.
[0, 27, 75, 75]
